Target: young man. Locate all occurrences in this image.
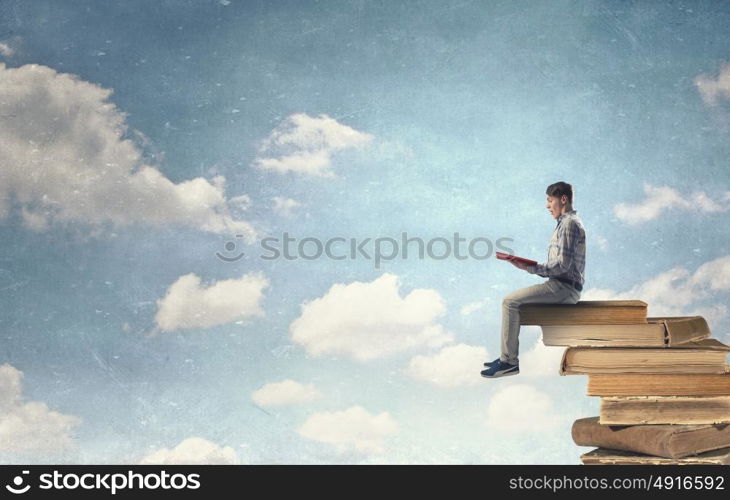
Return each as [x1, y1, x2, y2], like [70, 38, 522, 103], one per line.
[481, 181, 586, 378]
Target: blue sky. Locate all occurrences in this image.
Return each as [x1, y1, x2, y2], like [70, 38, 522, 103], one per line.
[0, 0, 729, 464]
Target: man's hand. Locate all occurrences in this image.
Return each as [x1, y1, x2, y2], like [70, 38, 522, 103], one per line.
[510, 260, 532, 272]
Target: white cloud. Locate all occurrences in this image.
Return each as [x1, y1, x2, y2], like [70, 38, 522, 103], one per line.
[290, 273, 452, 362]
[519, 330, 566, 378]
[155, 272, 268, 331]
[0, 42, 13, 57]
[251, 379, 323, 407]
[406, 344, 488, 388]
[0, 364, 80, 455]
[613, 183, 730, 225]
[272, 196, 302, 217]
[691, 255, 730, 291]
[581, 255, 730, 325]
[228, 194, 252, 213]
[139, 437, 239, 464]
[460, 297, 491, 315]
[254, 113, 373, 176]
[0, 63, 255, 238]
[297, 406, 398, 455]
[695, 63, 730, 106]
[595, 234, 608, 252]
[485, 384, 563, 432]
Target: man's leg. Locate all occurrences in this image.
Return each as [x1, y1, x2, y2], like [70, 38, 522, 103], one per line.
[500, 279, 579, 365]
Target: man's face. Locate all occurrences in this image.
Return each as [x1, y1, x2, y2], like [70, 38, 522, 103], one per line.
[546, 195, 565, 219]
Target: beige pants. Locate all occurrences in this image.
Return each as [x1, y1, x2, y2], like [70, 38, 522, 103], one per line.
[500, 278, 581, 364]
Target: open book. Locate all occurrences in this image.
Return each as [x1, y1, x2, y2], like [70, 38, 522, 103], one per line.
[495, 251, 537, 266]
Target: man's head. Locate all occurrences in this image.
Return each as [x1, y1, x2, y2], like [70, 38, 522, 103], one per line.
[545, 181, 573, 219]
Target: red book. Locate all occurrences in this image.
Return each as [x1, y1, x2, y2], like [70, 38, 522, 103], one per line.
[496, 251, 537, 266]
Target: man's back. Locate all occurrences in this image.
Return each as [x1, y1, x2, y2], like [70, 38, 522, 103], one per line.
[527, 208, 586, 288]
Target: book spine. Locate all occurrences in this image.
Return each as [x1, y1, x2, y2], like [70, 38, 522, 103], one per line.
[666, 317, 712, 345]
[586, 374, 730, 396]
[559, 348, 569, 375]
[571, 418, 677, 458]
[599, 397, 730, 425]
[581, 449, 729, 465]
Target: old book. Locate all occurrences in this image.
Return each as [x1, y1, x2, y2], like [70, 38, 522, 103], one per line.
[559, 339, 730, 375]
[541, 316, 710, 347]
[572, 417, 730, 458]
[581, 447, 730, 465]
[495, 251, 537, 266]
[648, 316, 712, 344]
[520, 300, 647, 326]
[587, 373, 730, 396]
[599, 396, 730, 425]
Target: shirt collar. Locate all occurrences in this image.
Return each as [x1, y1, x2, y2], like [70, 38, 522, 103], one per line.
[556, 209, 577, 225]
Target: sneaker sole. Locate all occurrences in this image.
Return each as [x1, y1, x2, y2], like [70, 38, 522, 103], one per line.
[481, 368, 519, 378]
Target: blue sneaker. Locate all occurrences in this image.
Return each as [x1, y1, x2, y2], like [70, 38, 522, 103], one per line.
[483, 357, 500, 367]
[480, 360, 519, 378]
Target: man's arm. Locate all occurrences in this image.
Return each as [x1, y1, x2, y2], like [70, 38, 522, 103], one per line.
[526, 220, 580, 277]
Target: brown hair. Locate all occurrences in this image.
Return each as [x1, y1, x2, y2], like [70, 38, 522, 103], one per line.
[546, 181, 573, 204]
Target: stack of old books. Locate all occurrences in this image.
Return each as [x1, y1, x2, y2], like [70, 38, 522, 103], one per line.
[520, 300, 730, 465]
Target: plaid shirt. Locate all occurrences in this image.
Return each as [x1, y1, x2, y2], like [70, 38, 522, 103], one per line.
[527, 209, 586, 286]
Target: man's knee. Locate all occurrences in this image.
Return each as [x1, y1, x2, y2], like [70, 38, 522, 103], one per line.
[502, 296, 521, 310]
